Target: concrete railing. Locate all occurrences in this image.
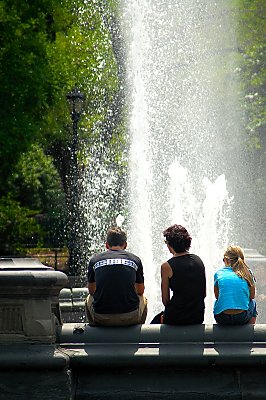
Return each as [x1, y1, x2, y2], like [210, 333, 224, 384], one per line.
[59, 287, 88, 323]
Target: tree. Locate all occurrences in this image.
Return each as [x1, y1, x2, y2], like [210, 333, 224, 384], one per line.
[7, 143, 67, 248]
[0, 195, 41, 254]
[0, 0, 60, 189]
[236, 0, 266, 252]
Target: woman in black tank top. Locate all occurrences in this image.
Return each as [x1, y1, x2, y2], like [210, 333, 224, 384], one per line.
[151, 224, 206, 325]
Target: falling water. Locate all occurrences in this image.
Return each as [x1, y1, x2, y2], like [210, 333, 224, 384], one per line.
[121, 0, 241, 322]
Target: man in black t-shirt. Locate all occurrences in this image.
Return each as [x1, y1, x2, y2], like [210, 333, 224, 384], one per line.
[85, 227, 147, 326]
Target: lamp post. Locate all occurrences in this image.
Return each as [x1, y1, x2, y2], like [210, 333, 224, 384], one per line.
[66, 87, 85, 277]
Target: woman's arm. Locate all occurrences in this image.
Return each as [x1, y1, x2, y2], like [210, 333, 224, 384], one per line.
[214, 285, 219, 299]
[161, 262, 172, 306]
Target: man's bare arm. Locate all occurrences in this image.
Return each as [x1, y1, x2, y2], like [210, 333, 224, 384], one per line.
[88, 282, 96, 295]
[135, 282, 145, 295]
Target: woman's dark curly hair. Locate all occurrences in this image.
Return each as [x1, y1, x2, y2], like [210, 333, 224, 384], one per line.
[163, 224, 192, 253]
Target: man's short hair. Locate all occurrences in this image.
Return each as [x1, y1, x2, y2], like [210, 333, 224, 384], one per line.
[106, 227, 127, 247]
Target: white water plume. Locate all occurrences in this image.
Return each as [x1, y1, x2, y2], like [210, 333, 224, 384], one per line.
[122, 0, 241, 323]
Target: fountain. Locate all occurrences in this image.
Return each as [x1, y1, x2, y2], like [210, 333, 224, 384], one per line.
[122, 0, 243, 322]
[61, 0, 263, 325]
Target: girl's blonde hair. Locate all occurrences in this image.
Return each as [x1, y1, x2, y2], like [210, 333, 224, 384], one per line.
[224, 245, 255, 287]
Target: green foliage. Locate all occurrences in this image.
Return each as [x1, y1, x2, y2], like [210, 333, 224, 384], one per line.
[0, 0, 58, 187]
[8, 143, 62, 208]
[0, 195, 41, 254]
[235, 0, 266, 252]
[0, 0, 121, 184]
[7, 143, 67, 247]
[43, 0, 119, 142]
[236, 0, 266, 143]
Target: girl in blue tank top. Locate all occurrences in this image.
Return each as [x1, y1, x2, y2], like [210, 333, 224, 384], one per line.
[213, 245, 257, 325]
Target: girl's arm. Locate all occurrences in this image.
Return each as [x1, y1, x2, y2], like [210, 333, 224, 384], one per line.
[214, 285, 219, 299]
[249, 285, 255, 300]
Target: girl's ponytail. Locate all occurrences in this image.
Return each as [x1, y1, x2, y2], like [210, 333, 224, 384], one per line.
[224, 246, 255, 287]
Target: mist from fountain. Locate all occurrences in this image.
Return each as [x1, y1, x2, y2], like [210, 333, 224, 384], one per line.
[121, 0, 241, 322]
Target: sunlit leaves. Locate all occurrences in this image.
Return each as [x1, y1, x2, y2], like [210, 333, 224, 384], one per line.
[237, 0, 266, 144]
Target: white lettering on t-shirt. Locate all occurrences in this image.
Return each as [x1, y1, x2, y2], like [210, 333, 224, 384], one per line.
[93, 258, 138, 271]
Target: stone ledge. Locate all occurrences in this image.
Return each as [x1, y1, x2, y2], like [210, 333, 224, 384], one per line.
[0, 344, 69, 370]
[57, 323, 266, 368]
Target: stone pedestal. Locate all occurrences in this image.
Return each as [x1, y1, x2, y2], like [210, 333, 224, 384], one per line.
[0, 258, 68, 343]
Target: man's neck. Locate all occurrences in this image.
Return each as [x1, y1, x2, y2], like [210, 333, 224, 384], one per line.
[108, 245, 126, 251]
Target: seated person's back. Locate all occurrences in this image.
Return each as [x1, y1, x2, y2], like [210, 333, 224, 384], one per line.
[85, 226, 147, 326]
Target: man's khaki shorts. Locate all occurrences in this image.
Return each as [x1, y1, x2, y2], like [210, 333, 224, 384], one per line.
[85, 294, 148, 326]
